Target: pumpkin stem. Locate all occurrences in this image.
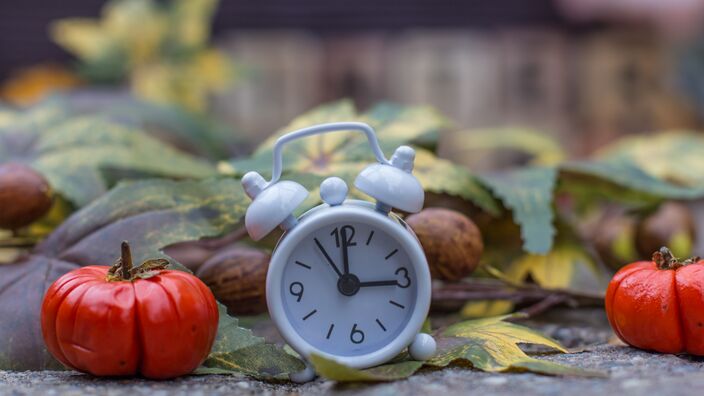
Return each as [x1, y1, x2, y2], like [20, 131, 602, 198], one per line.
[120, 241, 133, 280]
[652, 246, 699, 269]
[107, 241, 170, 282]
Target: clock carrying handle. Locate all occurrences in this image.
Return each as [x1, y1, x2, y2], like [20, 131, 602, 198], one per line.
[265, 122, 391, 188]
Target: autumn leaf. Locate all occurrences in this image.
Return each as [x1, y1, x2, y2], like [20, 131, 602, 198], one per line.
[51, 0, 234, 111]
[201, 304, 305, 379]
[0, 103, 216, 206]
[309, 315, 603, 382]
[460, 300, 515, 319]
[0, 178, 250, 370]
[561, 160, 704, 201]
[479, 167, 558, 254]
[427, 315, 604, 377]
[596, 131, 704, 188]
[502, 244, 607, 294]
[442, 127, 566, 169]
[59, 92, 241, 159]
[220, 100, 498, 214]
[310, 355, 423, 382]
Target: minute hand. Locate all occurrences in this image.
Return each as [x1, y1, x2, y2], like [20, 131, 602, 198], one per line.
[358, 280, 398, 287]
[314, 238, 342, 277]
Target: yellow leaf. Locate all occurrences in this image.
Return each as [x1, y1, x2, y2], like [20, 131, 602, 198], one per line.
[103, 0, 167, 64]
[427, 315, 603, 377]
[504, 245, 605, 293]
[444, 128, 566, 167]
[50, 19, 117, 61]
[310, 354, 423, 382]
[170, 0, 219, 50]
[461, 300, 514, 319]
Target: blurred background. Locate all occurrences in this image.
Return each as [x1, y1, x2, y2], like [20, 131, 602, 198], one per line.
[2, 0, 704, 163]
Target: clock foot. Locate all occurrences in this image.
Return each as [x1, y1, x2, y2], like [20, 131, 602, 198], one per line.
[409, 333, 437, 361]
[289, 362, 317, 383]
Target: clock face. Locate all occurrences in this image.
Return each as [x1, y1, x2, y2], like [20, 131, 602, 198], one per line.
[280, 220, 417, 357]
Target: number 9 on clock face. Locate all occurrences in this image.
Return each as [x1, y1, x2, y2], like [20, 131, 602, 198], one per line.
[279, 220, 417, 357]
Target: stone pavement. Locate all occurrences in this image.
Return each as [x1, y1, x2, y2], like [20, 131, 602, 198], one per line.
[2, 309, 701, 396]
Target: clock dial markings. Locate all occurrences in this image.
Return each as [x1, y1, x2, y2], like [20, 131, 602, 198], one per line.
[366, 230, 375, 245]
[384, 249, 399, 260]
[302, 309, 318, 321]
[376, 318, 387, 332]
[395, 267, 411, 288]
[295, 260, 311, 270]
[350, 323, 365, 344]
[289, 281, 304, 302]
[389, 300, 405, 309]
[282, 221, 417, 357]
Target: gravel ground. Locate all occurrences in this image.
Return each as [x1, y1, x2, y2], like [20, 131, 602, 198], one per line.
[2, 345, 704, 396]
[2, 308, 702, 396]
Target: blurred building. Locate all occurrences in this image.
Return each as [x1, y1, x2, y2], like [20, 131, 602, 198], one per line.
[1, 0, 703, 160]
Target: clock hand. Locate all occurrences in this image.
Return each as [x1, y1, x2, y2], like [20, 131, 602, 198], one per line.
[358, 280, 398, 287]
[341, 227, 350, 275]
[314, 238, 342, 277]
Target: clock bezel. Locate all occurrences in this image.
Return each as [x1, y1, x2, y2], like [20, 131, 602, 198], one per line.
[266, 201, 431, 369]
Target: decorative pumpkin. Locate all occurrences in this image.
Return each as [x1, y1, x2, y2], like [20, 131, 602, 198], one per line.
[41, 242, 219, 379]
[606, 247, 704, 355]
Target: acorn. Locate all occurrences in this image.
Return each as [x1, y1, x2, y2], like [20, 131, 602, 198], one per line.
[196, 245, 269, 315]
[0, 163, 53, 230]
[636, 202, 696, 259]
[405, 208, 483, 282]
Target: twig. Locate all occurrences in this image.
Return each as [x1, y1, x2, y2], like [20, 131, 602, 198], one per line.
[517, 294, 570, 318]
[431, 278, 604, 313]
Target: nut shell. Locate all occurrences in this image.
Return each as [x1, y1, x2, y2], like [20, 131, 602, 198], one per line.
[590, 211, 638, 270]
[636, 202, 696, 259]
[406, 208, 483, 281]
[196, 246, 269, 315]
[0, 163, 53, 230]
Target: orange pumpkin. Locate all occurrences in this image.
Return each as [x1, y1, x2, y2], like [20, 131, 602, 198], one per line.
[606, 247, 704, 354]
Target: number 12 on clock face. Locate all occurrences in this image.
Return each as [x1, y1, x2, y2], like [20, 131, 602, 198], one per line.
[280, 222, 417, 357]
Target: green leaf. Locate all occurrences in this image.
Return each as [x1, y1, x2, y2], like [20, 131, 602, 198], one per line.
[310, 354, 424, 382]
[414, 149, 501, 216]
[596, 131, 704, 188]
[64, 93, 241, 160]
[561, 160, 704, 201]
[221, 100, 497, 214]
[443, 127, 566, 168]
[202, 304, 305, 379]
[479, 167, 558, 253]
[0, 178, 247, 370]
[427, 315, 605, 377]
[0, 110, 216, 206]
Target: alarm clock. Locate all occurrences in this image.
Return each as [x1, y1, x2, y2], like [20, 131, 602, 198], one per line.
[241, 122, 436, 382]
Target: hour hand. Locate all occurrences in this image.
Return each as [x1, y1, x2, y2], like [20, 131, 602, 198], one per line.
[314, 238, 342, 277]
[358, 279, 398, 288]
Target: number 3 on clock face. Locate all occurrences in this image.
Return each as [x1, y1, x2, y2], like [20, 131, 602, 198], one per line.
[280, 221, 417, 357]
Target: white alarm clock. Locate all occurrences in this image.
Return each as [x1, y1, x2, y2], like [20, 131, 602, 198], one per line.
[241, 122, 436, 382]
